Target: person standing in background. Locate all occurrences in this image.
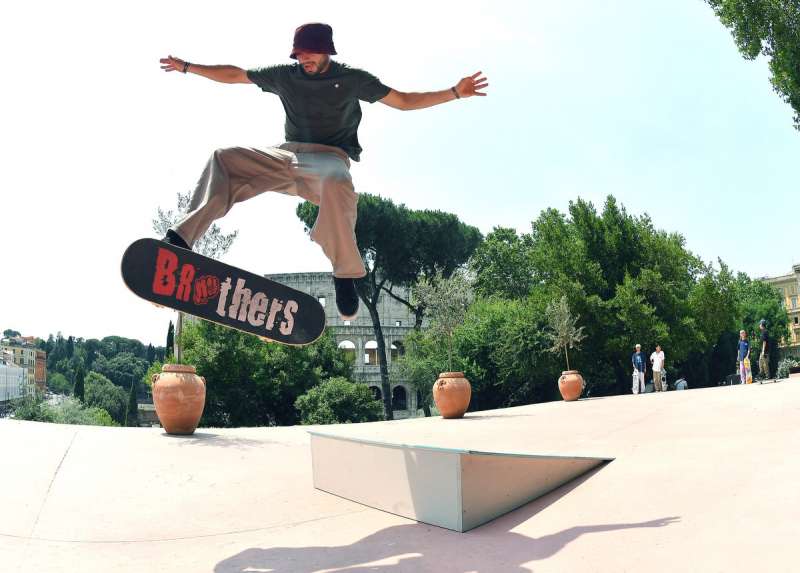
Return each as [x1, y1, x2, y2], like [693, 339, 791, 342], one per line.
[737, 330, 751, 385]
[758, 319, 770, 381]
[650, 344, 666, 392]
[632, 344, 646, 394]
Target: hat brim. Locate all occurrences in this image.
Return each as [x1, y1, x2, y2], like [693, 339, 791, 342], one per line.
[290, 48, 337, 59]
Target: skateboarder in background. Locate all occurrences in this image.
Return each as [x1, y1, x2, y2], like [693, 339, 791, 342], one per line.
[632, 344, 646, 394]
[737, 330, 751, 384]
[758, 319, 770, 381]
[159, 23, 489, 320]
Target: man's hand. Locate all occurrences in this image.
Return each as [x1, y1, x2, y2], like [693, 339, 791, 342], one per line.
[454, 71, 489, 98]
[160, 55, 188, 73]
[158, 57, 250, 84]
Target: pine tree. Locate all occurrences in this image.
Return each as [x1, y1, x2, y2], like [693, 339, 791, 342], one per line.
[146, 343, 155, 364]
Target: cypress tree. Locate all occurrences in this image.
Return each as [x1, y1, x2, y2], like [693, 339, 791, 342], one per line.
[73, 363, 85, 401]
[166, 321, 174, 358]
[125, 379, 139, 427]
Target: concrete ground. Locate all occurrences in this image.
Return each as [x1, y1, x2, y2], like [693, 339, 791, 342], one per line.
[2, 378, 798, 572]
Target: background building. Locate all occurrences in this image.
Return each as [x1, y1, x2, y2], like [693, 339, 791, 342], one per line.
[0, 336, 47, 393]
[0, 351, 32, 403]
[762, 264, 800, 357]
[267, 272, 422, 418]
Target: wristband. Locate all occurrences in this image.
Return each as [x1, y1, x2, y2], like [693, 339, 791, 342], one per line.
[182, 61, 190, 73]
[451, 86, 460, 99]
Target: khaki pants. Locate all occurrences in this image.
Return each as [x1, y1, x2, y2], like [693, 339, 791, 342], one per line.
[759, 353, 770, 379]
[172, 143, 366, 278]
[653, 370, 663, 392]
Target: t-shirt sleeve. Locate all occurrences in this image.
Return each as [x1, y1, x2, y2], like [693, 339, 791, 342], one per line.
[246, 65, 285, 94]
[355, 69, 391, 103]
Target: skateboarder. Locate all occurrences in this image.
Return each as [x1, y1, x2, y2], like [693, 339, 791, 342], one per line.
[159, 22, 489, 320]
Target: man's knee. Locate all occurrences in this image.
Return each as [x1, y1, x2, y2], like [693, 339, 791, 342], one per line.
[320, 175, 356, 203]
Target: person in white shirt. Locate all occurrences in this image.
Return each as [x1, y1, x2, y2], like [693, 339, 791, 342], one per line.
[650, 344, 666, 392]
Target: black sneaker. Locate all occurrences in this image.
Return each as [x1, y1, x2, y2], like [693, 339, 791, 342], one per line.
[162, 229, 191, 250]
[333, 277, 359, 320]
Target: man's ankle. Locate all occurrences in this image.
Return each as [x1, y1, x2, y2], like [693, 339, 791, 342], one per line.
[163, 229, 190, 250]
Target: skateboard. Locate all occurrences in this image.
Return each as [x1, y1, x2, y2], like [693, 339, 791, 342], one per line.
[121, 238, 326, 346]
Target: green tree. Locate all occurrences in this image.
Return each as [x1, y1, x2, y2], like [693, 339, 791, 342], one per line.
[470, 227, 535, 299]
[400, 293, 566, 412]
[166, 321, 175, 359]
[544, 295, 586, 371]
[42, 334, 55, 355]
[295, 377, 383, 425]
[73, 363, 85, 401]
[48, 398, 116, 426]
[91, 352, 149, 391]
[11, 394, 54, 422]
[413, 269, 474, 372]
[705, 0, 800, 130]
[84, 371, 128, 424]
[384, 208, 482, 329]
[99, 336, 146, 360]
[47, 372, 72, 396]
[11, 394, 116, 427]
[83, 338, 101, 370]
[297, 193, 481, 419]
[393, 329, 447, 416]
[3, 329, 21, 338]
[125, 378, 139, 426]
[469, 195, 747, 395]
[179, 320, 352, 427]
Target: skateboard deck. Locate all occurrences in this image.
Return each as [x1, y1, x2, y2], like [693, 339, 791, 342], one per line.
[121, 238, 326, 346]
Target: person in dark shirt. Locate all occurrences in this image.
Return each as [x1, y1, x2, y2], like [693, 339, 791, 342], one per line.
[158, 23, 489, 320]
[737, 330, 751, 385]
[631, 344, 646, 394]
[758, 319, 770, 381]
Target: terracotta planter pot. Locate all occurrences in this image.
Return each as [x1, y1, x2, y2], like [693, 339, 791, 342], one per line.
[433, 372, 471, 419]
[558, 370, 584, 401]
[152, 364, 206, 435]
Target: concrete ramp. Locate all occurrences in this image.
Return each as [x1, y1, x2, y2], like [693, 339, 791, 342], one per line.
[310, 432, 610, 532]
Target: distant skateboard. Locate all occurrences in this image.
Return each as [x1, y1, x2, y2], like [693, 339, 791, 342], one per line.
[121, 238, 326, 345]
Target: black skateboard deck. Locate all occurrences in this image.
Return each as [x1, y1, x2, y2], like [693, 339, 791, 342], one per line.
[121, 238, 326, 346]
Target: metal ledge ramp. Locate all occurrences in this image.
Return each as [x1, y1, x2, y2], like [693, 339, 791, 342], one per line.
[310, 432, 611, 532]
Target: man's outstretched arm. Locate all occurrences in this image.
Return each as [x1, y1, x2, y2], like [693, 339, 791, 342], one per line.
[159, 55, 252, 84]
[380, 71, 488, 111]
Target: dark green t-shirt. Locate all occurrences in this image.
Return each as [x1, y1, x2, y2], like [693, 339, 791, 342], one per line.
[246, 61, 391, 161]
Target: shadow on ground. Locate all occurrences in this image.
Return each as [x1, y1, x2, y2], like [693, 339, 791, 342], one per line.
[161, 431, 285, 450]
[215, 465, 679, 572]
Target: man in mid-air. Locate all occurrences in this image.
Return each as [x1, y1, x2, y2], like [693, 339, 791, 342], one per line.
[159, 23, 488, 320]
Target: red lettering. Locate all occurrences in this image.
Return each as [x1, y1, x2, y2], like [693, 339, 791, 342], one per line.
[192, 275, 221, 305]
[175, 264, 196, 302]
[193, 279, 208, 305]
[152, 248, 178, 296]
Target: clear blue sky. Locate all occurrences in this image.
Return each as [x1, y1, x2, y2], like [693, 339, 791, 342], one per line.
[2, 0, 798, 346]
